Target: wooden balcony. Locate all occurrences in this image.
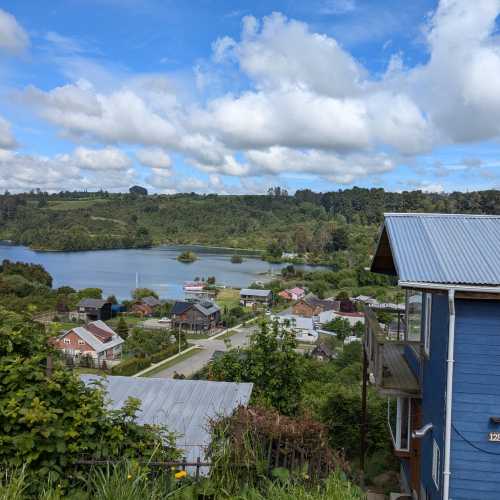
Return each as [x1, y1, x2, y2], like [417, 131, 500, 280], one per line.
[363, 307, 421, 397]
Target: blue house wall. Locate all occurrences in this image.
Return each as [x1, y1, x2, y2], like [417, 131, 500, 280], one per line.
[420, 293, 448, 500]
[450, 299, 500, 500]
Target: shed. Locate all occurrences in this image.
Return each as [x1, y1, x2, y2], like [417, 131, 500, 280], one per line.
[81, 375, 253, 464]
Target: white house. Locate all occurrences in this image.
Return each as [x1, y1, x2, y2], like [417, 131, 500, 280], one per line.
[272, 313, 318, 343]
[318, 309, 365, 328]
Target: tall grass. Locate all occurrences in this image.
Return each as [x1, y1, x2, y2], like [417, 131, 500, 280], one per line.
[0, 463, 365, 500]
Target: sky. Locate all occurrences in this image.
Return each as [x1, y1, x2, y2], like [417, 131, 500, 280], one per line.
[0, 0, 500, 195]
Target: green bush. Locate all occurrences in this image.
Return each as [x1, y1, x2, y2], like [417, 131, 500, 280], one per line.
[111, 356, 151, 376]
[150, 347, 176, 364]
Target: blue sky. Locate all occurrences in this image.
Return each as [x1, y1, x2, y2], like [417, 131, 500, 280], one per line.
[0, 0, 500, 194]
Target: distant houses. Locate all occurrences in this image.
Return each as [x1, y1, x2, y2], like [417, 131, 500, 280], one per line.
[69, 298, 112, 322]
[54, 320, 124, 367]
[131, 296, 162, 317]
[171, 300, 221, 333]
[292, 294, 338, 318]
[278, 287, 305, 301]
[318, 309, 365, 328]
[240, 288, 273, 308]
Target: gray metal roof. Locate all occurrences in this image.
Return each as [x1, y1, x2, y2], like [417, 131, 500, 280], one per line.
[194, 302, 220, 315]
[373, 213, 500, 286]
[240, 288, 271, 297]
[80, 375, 253, 462]
[63, 321, 124, 353]
[78, 298, 108, 308]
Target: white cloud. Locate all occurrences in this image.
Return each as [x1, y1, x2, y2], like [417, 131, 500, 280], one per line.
[22, 80, 180, 146]
[136, 147, 171, 169]
[0, 117, 17, 150]
[13, 1, 500, 191]
[246, 147, 394, 183]
[45, 31, 84, 54]
[70, 146, 132, 170]
[319, 0, 356, 15]
[0, 149, 137, 192]
[0, 8, 29, 54]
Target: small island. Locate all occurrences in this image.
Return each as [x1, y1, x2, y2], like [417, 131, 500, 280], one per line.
[177, 250, 198, 263]
[230, 255, 243, 264]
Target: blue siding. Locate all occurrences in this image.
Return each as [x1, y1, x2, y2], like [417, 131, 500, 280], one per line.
[420, 293, 448, 500]
[450, 300, 500, 500]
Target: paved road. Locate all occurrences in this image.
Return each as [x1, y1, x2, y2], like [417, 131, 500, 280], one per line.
[153, 326, 255, 378]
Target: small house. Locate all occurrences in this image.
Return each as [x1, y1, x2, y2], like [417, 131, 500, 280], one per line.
[54, 320, 124, 367]
[69, 298, 112, 322]
[311, 343, 336, 361]
[272, 314, 318, 343]
[239, 289, 272, 308]
[171, 300, 221, 333]
[279, 287, 306, 301]
[292, 294, 339, 318]
[319, 309, 365, 328]
[131, 296, 162, 317]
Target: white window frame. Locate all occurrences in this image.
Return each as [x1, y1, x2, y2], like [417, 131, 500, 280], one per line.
[387, 397, 411, 452]
[424, 293, 432, 356]
[78, 339, 85, 345]
[432, 439, 440, 490]
[63, 338, 71, 344]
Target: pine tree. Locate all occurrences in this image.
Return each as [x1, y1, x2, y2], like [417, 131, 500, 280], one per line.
[116, 316, 129, 339]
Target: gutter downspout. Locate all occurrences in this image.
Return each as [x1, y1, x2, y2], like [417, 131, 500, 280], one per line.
[443, 289, 456, 500]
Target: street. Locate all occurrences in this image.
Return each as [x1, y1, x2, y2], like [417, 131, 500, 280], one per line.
[152, 325, 256, 378]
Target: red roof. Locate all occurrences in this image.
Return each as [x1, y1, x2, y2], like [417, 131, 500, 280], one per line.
[85, 323, 113, 342]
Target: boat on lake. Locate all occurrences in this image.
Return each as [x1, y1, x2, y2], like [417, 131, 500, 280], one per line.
[183, 281, 205, 292]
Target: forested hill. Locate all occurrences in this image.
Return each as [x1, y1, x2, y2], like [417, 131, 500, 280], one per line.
[0, 188, 499, 256]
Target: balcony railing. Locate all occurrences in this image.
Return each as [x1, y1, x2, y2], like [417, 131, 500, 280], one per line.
[364, 306, 421, 397]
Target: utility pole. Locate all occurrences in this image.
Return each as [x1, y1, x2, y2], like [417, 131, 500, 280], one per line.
[360, 347, 368, 488]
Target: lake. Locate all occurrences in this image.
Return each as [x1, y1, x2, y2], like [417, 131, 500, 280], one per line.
[0, 243, 329, 300]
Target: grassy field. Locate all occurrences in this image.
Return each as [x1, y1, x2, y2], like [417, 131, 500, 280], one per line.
[216, 287, 241, 309]
[47, 198, 109, 211]
[143, 346, 203, 377]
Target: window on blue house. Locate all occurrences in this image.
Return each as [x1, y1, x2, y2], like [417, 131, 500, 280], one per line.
[388, 397, 411, 452]
[406, 290, 422, 342]
[424, 293, 432, 356]
[432, 439, 440, 489]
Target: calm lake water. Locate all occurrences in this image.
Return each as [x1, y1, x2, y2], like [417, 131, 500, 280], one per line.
[0, 243, 328, 300]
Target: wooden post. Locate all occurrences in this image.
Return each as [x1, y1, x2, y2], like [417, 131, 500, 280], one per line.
[360, 347, 368, 487]
[195, 456, 201, 481]
[46, 354, 53, 378]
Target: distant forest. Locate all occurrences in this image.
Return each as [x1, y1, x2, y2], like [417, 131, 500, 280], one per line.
[0, 187, 499, 260]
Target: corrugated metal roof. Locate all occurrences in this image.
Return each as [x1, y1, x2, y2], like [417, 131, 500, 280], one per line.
[78, 298, 108, 308]
[379, 213, 500, 286]
[240, 288, 271, 297]
[80, 375, 253, 462]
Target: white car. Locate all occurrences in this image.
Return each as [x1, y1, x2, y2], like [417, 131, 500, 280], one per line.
[158, 317, 170, 323]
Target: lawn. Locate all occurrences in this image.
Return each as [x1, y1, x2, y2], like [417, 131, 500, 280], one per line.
[216, 287, 241, 309]
[143, 346, 203, 377]
[47, 198, 110, 211]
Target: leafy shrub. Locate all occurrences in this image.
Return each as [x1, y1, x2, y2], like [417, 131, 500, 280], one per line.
[150, 347, 177, 364]
[111, 356, 151, 376]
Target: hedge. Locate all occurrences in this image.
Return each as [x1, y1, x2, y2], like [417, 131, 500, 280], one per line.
[150, 348, 176, 364]
[111, 356, 151, 376]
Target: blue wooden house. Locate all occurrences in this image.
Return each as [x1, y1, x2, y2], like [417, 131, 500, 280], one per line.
[363, 213, 500, 500]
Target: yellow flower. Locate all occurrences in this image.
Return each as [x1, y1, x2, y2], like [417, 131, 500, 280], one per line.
[175, 470, 187, 479]
[127, 474, 132, 480]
